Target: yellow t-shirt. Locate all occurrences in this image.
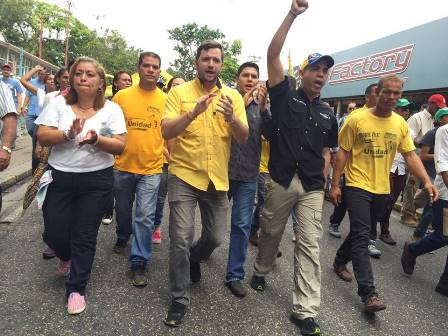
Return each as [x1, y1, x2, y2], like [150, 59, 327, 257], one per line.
[163, 78, 248, 191]
[113, 85, 165, 174]
[339, 108, 415, 194]
[259, 136, 270, 174]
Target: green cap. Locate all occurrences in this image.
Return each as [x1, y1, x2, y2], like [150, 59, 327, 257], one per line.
[396, 98, 411, 108]
[434, 107, 448, 121]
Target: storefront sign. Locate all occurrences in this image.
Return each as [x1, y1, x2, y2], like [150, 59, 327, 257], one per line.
[328, 44, 414, 84]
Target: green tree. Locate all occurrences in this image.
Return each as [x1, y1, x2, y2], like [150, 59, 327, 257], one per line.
[0, 0, 141, 74]
[167, 23, 242, 83]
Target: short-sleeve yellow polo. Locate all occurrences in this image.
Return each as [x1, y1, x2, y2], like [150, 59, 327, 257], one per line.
[163, 78, 248, 191]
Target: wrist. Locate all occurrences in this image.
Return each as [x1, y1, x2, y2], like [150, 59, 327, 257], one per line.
[289, 9, 299, 18]
[186, 111, 196, 121]
[89, 133, 99, 145]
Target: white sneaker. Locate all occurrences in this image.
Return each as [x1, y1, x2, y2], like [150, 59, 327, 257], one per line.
[368, 240, 381, 258]
[102, 215, 113, 225]
[329, 224, 342, 238]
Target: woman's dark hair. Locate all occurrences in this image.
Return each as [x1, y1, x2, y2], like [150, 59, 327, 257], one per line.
[112, 71, 132, 96]
[166, 76, 184, 92]
[54, 67, 68, 90]
[65, 57, 106, 111]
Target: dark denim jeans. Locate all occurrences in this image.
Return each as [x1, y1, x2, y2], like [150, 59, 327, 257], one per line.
[154, 163, 169, 229]
[413, 202, 433, 238]
[334, 187, 389, 301]
[42, 167, 113, 296]
[409, 199, 448, 256]
[226, 179, 257, 282]
[251, 173, 269, 233]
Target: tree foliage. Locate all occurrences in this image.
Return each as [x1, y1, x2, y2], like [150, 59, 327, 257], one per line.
[0, 0, 141, 74]
[167, 23, 242, 83]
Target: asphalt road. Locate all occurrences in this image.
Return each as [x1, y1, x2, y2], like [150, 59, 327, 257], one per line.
[0, 188, 447, 336]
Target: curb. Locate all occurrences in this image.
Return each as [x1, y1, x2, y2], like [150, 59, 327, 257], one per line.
[0, 169, 32, 190]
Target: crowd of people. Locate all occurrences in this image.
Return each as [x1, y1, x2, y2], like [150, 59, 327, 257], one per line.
[0, 1, 448, 335]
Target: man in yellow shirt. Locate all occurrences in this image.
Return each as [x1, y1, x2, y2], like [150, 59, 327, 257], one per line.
[161, 40, 248, 327]
[112, 52, 166, 287]
[330, 74, 438, 313]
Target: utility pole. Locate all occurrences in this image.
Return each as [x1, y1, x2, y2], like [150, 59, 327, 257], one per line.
[64, 1, 72, 67]
[38, 16, 43, 59]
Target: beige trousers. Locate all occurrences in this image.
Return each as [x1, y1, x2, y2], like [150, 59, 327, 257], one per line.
[254, 174, 324, 319]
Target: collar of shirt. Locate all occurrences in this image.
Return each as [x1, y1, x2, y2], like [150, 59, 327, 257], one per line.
[194, 76, 222, 92]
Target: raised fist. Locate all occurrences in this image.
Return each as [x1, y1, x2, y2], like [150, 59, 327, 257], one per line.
[291, 0, 309, 16]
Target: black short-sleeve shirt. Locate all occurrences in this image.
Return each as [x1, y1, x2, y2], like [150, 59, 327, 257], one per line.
[267, 77, 338, 191]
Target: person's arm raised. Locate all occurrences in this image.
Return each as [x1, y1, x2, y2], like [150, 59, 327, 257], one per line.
[19, 65, 44, 96]
[267, 0, 308, 87]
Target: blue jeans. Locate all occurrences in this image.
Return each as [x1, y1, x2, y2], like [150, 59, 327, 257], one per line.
[252, 173, 269, 233]
[226, 179, 257, 282]
[154, 163, 168, 229]
[409, 199, 448, 256]
[413, 202, 433, 238]
[113, 170, 161, 266]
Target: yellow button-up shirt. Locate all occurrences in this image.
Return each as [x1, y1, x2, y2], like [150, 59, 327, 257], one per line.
[163, 78, 248, 191]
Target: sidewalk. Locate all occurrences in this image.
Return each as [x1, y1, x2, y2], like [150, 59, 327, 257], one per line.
[0, 135, 32, 190]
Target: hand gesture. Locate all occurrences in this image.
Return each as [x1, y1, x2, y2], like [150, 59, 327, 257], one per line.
[78, 129, 98, 147]
[291, 0, 309, 16]
[330, 184, 341, 206]
[243, 86, 258, 107]
[68, 118, 85, 139]
[192, 93, 217, 117]
[34, 65, 45, 73]
[257, 85, 268, 111]
[217, 95, 235, 123]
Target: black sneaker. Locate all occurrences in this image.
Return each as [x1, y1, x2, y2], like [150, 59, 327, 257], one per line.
[225, 280, 247, 297]
[250, 274, 266, 291]
[113, 239, 127, 254]
[290, 315, 322, 336]
[435, 282, 448, 297]
[164, 301, 187, 327]
[190, 259, 201, 283]
[131, 265, 147, 287]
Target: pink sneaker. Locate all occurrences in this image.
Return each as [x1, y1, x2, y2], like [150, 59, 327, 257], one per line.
[152, 228, 162, 244]
[67, 292, 86, 315]
[42, 246, 56, 259]
[57, 259, 71, 277]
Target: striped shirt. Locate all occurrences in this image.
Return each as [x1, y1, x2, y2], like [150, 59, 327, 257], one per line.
[0, 81, 17, 119]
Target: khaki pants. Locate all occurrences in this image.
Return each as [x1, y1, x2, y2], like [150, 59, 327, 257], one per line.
[401, 174, 418, 221]
[254, 174, 324, 319]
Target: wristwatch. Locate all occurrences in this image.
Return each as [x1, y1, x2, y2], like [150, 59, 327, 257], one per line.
[1, 145, 12, 154]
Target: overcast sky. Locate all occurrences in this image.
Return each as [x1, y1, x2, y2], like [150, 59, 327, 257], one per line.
[47, 0, 448, 79]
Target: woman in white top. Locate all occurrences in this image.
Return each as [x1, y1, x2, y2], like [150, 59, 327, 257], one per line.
[36, 57, 127, 315]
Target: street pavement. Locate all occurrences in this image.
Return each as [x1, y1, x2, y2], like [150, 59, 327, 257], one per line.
[0, 185, 447, 336]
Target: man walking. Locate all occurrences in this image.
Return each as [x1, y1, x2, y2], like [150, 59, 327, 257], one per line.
[112, 52, 166, 287]
[401, 94, 445, 226]
[331, 75, 438, 314]
[161, 41, 248, 327]
[249, 1, 338, 335]
[402, 107, 448, 297]
[328, 83, 378, 239]
[225, 62, 270, 297]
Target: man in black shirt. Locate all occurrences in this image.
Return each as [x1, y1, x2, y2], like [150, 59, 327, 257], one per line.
[249, 1, 337, 335]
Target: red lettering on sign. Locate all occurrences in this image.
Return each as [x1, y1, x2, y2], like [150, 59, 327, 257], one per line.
[328, 44, 414, 84]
